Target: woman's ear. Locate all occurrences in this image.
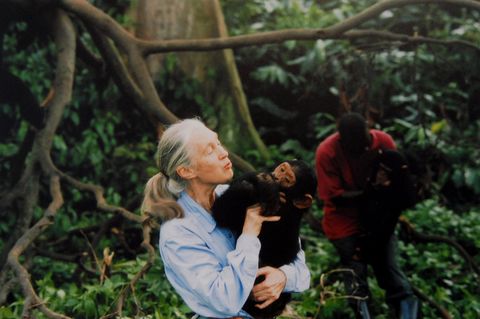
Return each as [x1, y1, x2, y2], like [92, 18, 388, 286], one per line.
[293, 194, 313, 209]
[176, 166, 196, 180]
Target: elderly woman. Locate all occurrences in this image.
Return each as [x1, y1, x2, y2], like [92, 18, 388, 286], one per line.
[142, 119, 310, 319]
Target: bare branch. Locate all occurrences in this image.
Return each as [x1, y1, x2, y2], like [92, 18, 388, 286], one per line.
[399, 217, 480, 280]
[6, 9, 76, 318]
[140, 27, 480, 54]
[138, 0, 480, 54]
[69, 11, 257, 172]
[0, 269, 17, 306]
[59, 171, 144, 223]
[76, 36, 104, 70]
[8, 176, 70, 319]
[84, 25, 180, 130]
[344, 29, 480, 53]
[60, 0, 178, 124]
[412, 286, 453, 319]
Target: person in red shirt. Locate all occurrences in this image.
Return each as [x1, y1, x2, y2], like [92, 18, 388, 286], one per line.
[315, 113, 418, 319]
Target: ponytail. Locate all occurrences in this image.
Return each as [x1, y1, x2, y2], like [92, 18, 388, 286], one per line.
[141, 173, 184, 221]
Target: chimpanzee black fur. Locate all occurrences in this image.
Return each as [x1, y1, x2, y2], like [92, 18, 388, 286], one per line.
[211, 160, 317, 319]
[212, 171, 281, 235]
[360, 149, 417, 241]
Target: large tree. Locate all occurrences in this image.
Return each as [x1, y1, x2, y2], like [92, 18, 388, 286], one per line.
[133, 0, 269, 158]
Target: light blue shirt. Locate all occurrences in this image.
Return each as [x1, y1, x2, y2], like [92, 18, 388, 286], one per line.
[159, 186, 310, 318]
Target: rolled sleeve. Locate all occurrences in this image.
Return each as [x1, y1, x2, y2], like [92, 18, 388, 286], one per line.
[279, 242, 310, 292]
[232, 233, 261, 273]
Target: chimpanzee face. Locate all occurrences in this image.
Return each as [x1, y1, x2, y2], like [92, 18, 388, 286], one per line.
[374, 165, 391, 187]
[272, 162, 296, 189]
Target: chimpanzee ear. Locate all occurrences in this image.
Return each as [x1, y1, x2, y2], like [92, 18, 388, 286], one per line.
[293, 194, 313, 209]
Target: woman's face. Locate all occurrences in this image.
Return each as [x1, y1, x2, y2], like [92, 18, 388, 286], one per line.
[188, 126, 233, 185]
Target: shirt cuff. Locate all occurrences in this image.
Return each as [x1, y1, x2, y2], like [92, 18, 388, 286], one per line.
[236, 233, 261, 253]
[279, 264, 296, 292]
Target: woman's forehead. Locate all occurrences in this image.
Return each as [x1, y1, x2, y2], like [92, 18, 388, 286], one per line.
[189, 127, 217, 147]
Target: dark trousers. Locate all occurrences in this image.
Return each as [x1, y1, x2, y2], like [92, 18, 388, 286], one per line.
[331, 234, 413, 307]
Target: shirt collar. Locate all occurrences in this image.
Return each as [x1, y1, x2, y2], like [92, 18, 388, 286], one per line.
[178, 191, 217, 233]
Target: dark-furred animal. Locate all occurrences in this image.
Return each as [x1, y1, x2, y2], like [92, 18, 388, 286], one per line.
[360, 149, 417, 241]
[212, 160, 317, 318]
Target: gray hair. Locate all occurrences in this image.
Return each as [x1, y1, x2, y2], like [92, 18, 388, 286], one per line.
[141, 118, 206, 220]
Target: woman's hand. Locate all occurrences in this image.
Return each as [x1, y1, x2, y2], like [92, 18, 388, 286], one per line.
[251, 266, 287, 309]
[242, 204, 280, 237]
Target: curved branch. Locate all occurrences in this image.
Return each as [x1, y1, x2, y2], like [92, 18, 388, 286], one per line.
[59, 171, 144, 224]
[76, 36, 104, 70]
[140, 28, 480, 55]
[412, 286, 453, 319]
[8, 175, 69, 319]
[60, 1, 256, 172]
[85, 25, 145, 110]
[344, 29, 480, 53]
[60, 0, 178, 124]
[85, 23, 180, 128]
[6, 9, 76, 318]
[399, 217, 480, 280]
[138, 0, 480, 54]
[0, 163, 35, 210]
[0, 268, 16, 306]
[38, 13, 76, 147]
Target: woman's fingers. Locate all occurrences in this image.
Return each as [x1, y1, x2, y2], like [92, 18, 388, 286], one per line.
[262, 215, 281, 222]
[242, 203, 280, 236]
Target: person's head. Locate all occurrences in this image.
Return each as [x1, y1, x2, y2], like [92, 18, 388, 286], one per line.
[272, 160, 317, 210]
[338, 113, 371, 157]
[142, 118, 233, 220]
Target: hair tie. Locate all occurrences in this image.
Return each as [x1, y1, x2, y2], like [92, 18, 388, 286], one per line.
[160, 170, 170, 180]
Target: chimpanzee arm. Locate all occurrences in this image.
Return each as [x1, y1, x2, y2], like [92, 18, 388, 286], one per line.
[331, 190, 365, 207]
[212, 173, 259, 235]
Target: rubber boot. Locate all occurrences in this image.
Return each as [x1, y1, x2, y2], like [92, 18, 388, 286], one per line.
[355, 300, 371, 319]
[398, 297, 419, 319]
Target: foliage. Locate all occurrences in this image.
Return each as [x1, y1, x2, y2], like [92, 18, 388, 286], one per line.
[4, 256, 192, 319]
[399, 200, 480, 318]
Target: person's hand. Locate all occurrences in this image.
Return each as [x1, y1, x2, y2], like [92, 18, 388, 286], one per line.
[251, 266, 287, 309]
[242, 204, 281, 237]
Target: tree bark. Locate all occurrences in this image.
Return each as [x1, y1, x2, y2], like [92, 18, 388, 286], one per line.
[134, 0, 269, 159]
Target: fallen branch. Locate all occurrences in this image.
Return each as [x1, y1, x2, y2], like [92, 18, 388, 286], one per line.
[399, 216, 480, 280]
[412, 286, 453, 319]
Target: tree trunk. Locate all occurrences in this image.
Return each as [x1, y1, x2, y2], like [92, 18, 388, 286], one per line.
[133, 0, 269, 159]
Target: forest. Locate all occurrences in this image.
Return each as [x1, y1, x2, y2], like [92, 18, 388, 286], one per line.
[0, 0, 479, 318]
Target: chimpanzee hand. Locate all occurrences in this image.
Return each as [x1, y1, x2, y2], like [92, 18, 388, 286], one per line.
[251, 266, 287, 309]
[372, 168, 391, 188]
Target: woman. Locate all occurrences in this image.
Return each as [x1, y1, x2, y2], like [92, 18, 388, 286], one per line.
[142, 119, 310, 318]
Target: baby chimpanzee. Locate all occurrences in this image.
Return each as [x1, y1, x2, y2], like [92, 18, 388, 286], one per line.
[212, 160, 317, 319]
[360, 149, 417, 241]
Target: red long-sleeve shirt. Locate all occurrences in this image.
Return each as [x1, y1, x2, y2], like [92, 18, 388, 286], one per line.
[315, 130, 396, 240]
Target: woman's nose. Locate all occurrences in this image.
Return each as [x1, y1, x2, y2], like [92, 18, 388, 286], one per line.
[218, 145, 228, 158]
